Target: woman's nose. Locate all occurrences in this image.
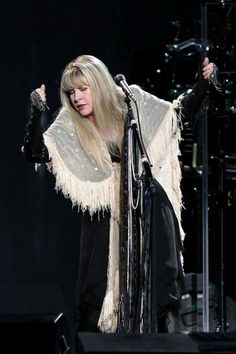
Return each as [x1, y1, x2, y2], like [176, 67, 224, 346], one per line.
[74, 89, 82, 101]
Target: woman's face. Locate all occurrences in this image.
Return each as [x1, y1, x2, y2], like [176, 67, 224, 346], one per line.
[69, 75, 94, 118]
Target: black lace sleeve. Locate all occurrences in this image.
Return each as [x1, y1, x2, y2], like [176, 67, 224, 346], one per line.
[23, 92, 50, 163]
[180, 63, 221, 122]
[180, 78, 209, 122]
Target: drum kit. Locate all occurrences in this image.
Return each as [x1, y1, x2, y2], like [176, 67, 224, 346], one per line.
[162, 1, 236, 332]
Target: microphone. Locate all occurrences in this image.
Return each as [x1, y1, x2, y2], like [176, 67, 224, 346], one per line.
[114, 74, 136, 102]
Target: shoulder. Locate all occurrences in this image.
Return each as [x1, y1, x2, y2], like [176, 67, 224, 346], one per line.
[130, 84, 143, 95]
[130, 84, 172, 109]
[129, 84, 149, 102]
[52, 107, 72, 122]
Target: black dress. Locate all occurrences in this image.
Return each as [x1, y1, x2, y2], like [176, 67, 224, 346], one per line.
[23, 78, 209, 332]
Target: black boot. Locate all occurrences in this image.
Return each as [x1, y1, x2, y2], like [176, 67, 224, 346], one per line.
[157, 312, 168, 333]
[75, 306, 101, 332]
[75, 306, 101, 354]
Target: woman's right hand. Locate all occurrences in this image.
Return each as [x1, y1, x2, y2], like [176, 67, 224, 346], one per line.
[30, 83, 49, 111]
[36, 84, 46, 102]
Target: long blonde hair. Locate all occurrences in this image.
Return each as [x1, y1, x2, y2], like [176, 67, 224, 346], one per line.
[60, 55, 124, 171]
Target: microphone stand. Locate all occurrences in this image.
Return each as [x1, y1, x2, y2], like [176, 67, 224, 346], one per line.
[201, 2, 210, 333]
[118, 92, 153, 333]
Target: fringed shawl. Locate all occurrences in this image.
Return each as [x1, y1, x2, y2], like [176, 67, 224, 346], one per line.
[43, 85, 183, 332]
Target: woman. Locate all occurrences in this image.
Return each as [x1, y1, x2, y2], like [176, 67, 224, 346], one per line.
[23, 55, 217, 334]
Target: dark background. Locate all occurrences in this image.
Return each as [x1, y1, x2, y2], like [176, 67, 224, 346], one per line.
[0, 0, 235, 350]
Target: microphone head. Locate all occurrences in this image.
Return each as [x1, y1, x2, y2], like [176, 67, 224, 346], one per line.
[114, 74, 125, 84]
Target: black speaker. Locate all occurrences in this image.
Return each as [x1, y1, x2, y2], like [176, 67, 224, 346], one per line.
[77, 332, 236, 354]
[77, 332, 199, 354]
[0, 313, 70, 354]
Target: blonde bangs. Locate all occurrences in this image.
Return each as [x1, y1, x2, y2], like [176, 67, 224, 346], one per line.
[61, 67, 87, 93]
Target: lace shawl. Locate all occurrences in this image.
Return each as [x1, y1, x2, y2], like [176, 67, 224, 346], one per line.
[43, 85, 183, 332]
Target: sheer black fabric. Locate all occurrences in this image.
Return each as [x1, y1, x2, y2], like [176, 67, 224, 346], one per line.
[23, 105, 50, 163]
[180, 78, 209, 122]
[149, 178, 186, 328]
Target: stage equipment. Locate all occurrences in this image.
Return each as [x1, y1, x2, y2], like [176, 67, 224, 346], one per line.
[200, 2, 210, 334]
[200, 1, 236, 333]
[77, 331, 236, 354]
[166, 39, 205, 57]
[164, 0, 236, 334]
[178, 273, 218, 332]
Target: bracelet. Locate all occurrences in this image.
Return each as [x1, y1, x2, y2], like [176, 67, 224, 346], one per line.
[208, 63, 222, 92]
[30, 90, 49, 111]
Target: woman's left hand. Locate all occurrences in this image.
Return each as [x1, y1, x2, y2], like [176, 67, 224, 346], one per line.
[202, 57, 214, 80]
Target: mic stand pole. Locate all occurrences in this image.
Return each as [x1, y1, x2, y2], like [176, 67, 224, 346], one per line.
[216, 132, 227, 332]
[201, 2, 210, 332]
